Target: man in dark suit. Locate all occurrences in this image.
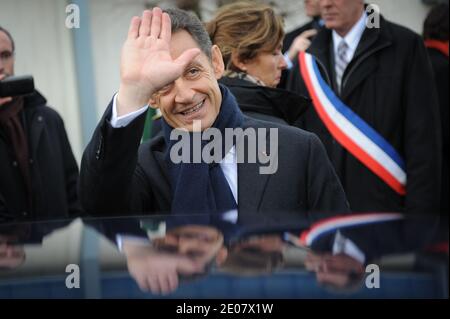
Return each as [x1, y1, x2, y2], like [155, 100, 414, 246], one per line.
[0, 26, 81, 223]
[79, 7, 349, 217]
[287, 0, 441, 214]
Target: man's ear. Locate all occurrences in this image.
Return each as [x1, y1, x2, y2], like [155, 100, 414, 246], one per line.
[215, 247, 228, 266]
[211, 45, 225, 79]
[148, 95, 160, 109]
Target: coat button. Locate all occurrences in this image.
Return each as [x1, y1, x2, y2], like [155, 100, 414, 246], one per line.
[29, 158, 34, 164]
[37, 116, 43, 122]
[12, 161, 18, 167]
[22, 211, 28, 217]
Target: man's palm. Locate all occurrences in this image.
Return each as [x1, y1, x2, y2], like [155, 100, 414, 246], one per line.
[117, 8, 200, 114]
[121, 32, 188, 92]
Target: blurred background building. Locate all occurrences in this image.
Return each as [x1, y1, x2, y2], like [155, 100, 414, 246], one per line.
[0, 0, 447, 162]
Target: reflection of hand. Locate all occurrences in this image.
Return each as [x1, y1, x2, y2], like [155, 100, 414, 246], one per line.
[124, 243, 205, 295]
[117, 7, 200, 116]
[0, 74, 13, 106]
[287, 29, 318, 61]
[304, 251, 323, 271]
[236, 235, 284, 252]
[305, 252, 364, 290]
[0, 241, 25, 269]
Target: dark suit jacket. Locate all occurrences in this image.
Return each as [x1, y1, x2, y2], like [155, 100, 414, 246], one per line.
[0, 91, 81, 223]
[79, 99, 349, 218]
[427, 47, 449, 214]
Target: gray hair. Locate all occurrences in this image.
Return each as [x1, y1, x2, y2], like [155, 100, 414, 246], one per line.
[164, 8, 212, 59]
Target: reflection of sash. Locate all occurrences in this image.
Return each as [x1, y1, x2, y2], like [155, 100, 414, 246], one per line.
[299, 52, 407, 195]
[300, 213, 404, 246]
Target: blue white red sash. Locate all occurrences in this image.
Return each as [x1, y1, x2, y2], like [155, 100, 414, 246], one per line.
[299, 52, 407, 195]
[300, 213, 404, 246]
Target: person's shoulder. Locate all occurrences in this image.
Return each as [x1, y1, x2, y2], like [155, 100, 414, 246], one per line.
[23, 91, 66, 125]
[428, 48, 449, 67]
[24, 91, 59, 115]
[286, 21, 315, 39]
[219, 76, 257, 88]
[243, 116, 316, 142]
[138, 133, 166, 159]
[35, 104, 63, 119]
[382, 17, 421, 43]
[34, 106, 68, 131]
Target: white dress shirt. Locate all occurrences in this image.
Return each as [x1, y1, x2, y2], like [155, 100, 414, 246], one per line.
[332, 231, 366, 263]
[332, 11, 368, 65]
[110, 94, 238, 204]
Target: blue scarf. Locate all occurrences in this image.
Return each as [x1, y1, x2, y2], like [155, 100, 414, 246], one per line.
[162, 84, 244, 214]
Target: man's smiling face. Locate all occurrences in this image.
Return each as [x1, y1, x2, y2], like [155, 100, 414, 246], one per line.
[150, 30, 224, 131]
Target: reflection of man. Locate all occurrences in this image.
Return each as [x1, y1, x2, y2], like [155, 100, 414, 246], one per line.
[287, 0, 441, 214]
[0, 26, 80, 222]
[153, 225, 228, 266]
[221, 235, 285, 275]
[123, 225, 227, 295]
[79, 8, 349, 216]
[220, 230, 363, 292]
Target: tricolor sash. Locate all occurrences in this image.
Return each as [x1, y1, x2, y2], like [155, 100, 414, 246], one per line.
[299, 52, 407, 195]
[299, 213, 404, 247]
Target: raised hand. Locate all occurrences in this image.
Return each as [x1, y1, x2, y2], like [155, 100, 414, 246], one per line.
[117, 8, 201, 116]
[123, 242, 204, 295]
[287, 29, 318, 61]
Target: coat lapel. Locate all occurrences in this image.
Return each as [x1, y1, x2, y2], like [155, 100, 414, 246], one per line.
[150, 137, 172, 208]
[341, 18, 392, 100]
[308, 29, 335, 86]
[237, 119, 273, 213]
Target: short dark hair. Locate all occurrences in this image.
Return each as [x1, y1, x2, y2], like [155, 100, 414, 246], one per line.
[423, 3, 449, 41]
[0, 26, 15, 52]
[164, 8, 212, 59]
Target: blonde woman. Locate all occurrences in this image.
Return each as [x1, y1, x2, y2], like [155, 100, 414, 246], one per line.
[206, 2, 310, 126]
